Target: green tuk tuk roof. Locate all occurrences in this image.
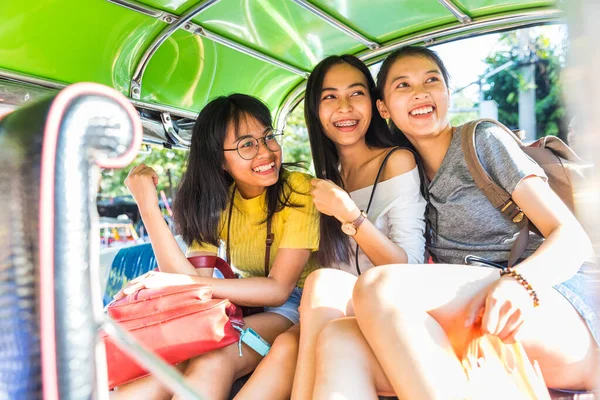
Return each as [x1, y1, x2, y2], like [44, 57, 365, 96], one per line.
[0, 0, 560, 142]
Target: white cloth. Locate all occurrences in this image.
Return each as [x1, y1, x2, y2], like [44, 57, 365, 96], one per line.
[339, 166, 426, 276]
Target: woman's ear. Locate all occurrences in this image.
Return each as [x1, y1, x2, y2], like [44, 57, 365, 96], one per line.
[376, 99, 390, 119]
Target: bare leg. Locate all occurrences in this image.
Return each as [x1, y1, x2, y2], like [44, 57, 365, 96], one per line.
[234, 324, 300, 400]
[353, 264, 599, 400]
[109, 362, 188, 400]
[174, 312, 294, 400]
[291, 269, 357, 400]
[312, 317, 395, 400]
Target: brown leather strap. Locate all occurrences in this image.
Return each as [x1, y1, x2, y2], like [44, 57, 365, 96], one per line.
[226, 185, 273, 277]
[460, 118, 530, 266]
[265, 217, 273, 277]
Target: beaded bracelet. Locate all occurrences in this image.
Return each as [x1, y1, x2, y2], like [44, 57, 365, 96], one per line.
[499, 267, 540, 307]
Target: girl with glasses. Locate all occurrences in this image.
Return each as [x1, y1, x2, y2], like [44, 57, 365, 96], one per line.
[235, 54, 427, 400]
[312, 46, 599, 399]
[110, 94, 320, 400]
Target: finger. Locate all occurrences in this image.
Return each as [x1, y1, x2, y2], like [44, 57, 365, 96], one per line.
[497, 309, 524, 341]
[152, 171, 159, 187]
[490, 301, 514, 335]
[310, 178, 320, 187]
[113, 289, 125, 300]
[123, 282, 144, 295]
[481, 294, 502, 334]
[500, 319, 525, 344]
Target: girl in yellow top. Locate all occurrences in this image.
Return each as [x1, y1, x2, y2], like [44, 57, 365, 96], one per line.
[111, 94, 319, 400]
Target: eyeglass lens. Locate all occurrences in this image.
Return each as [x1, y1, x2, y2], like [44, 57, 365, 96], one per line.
[237, 131, 282, 159]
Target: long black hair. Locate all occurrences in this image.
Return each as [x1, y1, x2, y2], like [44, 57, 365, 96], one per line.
[174, 93, 296, 247]
[305, 54, 408, 267]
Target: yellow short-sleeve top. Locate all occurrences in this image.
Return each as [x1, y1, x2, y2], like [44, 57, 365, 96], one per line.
[187, 170, 320, 288]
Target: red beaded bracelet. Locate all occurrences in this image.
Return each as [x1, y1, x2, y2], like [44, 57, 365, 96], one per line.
[499, 267, 540, 307]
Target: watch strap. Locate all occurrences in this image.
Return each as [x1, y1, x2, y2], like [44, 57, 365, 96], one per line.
[352, 211, 367, 231]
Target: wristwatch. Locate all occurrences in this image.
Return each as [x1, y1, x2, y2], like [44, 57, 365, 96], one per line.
[341, 210, 368, 236]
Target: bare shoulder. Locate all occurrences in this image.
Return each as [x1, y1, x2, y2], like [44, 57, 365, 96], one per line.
[380, 148, 417, 181]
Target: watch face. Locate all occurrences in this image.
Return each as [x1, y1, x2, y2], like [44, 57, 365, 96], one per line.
[341, 222, 357, 236]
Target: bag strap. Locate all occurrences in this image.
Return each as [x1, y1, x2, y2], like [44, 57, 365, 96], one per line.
[355, 146, 408, 275]
[226, 185, 273, 277]
[265, 217, 274, 277]
[459, 118, 530, 267]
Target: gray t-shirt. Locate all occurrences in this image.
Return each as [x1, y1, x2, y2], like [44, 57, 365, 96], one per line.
[427, 122, 546, 265]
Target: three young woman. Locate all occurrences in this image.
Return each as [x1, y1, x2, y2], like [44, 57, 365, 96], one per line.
[111, 94, 320, 400]
[312, 46, 599, 399]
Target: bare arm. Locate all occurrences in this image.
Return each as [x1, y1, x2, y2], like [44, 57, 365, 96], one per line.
[312, 149, 421, 266]
[125, 164, 202, 275]
[510, 175, 592, 287]
[120, 247, 310, 307]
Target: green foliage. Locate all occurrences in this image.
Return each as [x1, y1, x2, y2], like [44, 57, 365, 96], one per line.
[283, 102, 314, 173]
[100, 146, 187, 198]
[449, 91, 479, 126]
[482, 30, 568, 140]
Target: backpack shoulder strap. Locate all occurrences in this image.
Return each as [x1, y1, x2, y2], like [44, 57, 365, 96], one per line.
[460, 118, 525, 224]
[460, 118, 531, 267]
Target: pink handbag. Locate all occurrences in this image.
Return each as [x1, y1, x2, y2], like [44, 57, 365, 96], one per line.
[102, 256, 243, 389]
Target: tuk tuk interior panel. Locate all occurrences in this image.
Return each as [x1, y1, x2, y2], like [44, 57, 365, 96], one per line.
[0, 0, 165, 93]
[188, 0, 367, 71]
[309, 0, 458, 44]
[141, 29, 302, 114]
[0, 0, 563, 126]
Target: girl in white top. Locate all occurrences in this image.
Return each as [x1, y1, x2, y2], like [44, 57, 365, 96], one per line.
[233, 55, 426, 400]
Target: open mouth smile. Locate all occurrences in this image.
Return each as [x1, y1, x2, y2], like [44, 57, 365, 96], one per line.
[333, 119, 359, 128]
[409, 105, 435, 116]
[252, 161, 275, 173]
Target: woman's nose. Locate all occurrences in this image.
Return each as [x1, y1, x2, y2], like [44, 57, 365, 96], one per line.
[338, 97, 353, 112]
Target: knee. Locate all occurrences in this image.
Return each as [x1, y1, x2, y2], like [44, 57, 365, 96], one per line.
[303, 269, 346, 297]
[353, 266, 413, 315]
[316, 318, 359, 355]
[300, 269, 355, 314]
[268, 330, 300, 362]
[184, 345, 234, 378]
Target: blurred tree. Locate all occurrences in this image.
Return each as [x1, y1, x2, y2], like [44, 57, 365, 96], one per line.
[482, 30, 568, 140]
[449, 91, 479, 126]
[99, 146, 187, 198]
[283, 102, 314, 173]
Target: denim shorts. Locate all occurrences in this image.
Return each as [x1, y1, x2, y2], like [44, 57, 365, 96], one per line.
[265, 287, 303, 324]
[213, 269, 303, 325]
[553, 262, 600, 347]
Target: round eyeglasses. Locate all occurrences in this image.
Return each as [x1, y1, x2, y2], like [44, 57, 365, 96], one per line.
[223, 129, 283, 160]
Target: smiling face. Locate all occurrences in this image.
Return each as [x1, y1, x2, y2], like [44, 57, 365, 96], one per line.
[222, 114, 282, 199]
[318, 62, 372, 148]
[377, 54, 451, 143]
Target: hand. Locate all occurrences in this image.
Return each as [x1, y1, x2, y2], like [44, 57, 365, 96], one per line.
[124, 164, 159, 211]
[112, 270, 197, 300]
[465, 275, 535, 343]
[310, 178, 360, 223]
